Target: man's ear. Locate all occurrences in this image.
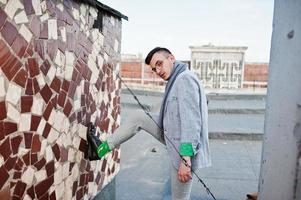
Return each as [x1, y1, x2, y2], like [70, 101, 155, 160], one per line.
[168, 54, 175, 62]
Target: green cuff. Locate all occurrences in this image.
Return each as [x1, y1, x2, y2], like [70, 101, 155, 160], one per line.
[179, 143, 194, 156]
[97, 141, 111, 158]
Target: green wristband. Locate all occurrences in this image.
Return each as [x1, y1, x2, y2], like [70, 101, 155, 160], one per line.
[97, 141, 111, 158]
[179, 143, 194, 156]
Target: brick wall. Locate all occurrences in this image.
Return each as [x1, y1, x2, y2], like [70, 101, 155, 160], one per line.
[244, 62, 269, 82]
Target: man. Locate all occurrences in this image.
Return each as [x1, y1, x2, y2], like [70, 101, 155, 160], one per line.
[87, 47, 211, 200]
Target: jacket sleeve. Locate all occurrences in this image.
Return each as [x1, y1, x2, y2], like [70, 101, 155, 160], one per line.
[176, 74, 202, 155]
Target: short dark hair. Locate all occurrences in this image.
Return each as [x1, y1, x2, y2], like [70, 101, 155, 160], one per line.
[145, 47, 172, 65]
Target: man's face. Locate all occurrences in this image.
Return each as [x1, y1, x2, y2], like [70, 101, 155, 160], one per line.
[149, 52, 175, 80]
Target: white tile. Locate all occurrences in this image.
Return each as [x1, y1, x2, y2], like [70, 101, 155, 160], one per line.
[72, 8, 79, 20]
[4, 0, 23, 19]
[68, 148, 76, 162]
[89, 7, 97, 18]
[55, 66, 64, 79]
[36, 74, 46, 88]
[40, 13, 49, 22]
[0, 0, 7, 5]
[36, 117, 46, 135]
[19, 114, 31, 131]
[47, 128, 59, 144]
[39, 139, 47, 157]
[78, 124, 87, 140]
[23, 195, 32, 200]
[32, 97, 44, 115]
[114, 39, 119, 52]
[62, 162, 69, 180]
[17, 147, 29, 157]
[40, 0, 47, 12]
[14, 10, 28, 24]
[48, 19, 58, 40]
[56, 3, 64, 12]
[7, 103, 20, 123]
[80, 4, 87, 16]
[54, 50, 65, 67]
[47, 109, 56, 125]
[55, 182, 64, 199]
[32, 0, 42, 16]
[98, 32, 104, 46]
[60, 27, 66, 42]
[0, 155, 4, 167]
[65, 51, 75, 67]
[52, 111, 64, 131]
[45, 145, 53, 162]
[63, 133, 72, 148]
[80, 15, 86, 25]
[104, 53, 109, 62]
[21, 167, 35, 185]
[6, 83, 21, 105]
[54, 164, 62, 185]
[19, 24, 33, 43]
[0, 76, 6, 98]
[97, 56, 104, 69]
[46, 64, 56, 82]
[72, 135, 81, 150]
[61, 117, 70, 134]
[64, 177, 73, 199]
[35, 169, 47, 183]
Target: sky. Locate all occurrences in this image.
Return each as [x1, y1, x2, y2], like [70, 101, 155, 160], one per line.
[100, 0, 274, 62]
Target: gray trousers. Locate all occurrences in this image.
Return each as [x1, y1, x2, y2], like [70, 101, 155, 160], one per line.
[107, 111, 193, 200]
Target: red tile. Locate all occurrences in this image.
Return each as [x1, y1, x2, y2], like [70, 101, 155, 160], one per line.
[4, 156, 17, 171]
[22, 151, 30, 166]
[72, 181, 78, 196]
[14, 181, 26, 198]
[42, 123, 51, 139]
[14, 158, 24, 171]
[1, 54, 21, 81]
[31, 153, 38, 164]
[51, 144, 60, 161]
[40, 84, 53, 103]
[25, 78, 33, 95]
[21, 96, 33, 113]
[50, 77, 61, 93]
[69, 112, 76, 123]
[63, 100, 72, 117]
[26, 43, 34, 57]
[0, 137, 12, 161]
[26, 186, 35, 199]
[27, 58, 39, 77]
[13, 170, 22, 179]
[14, 68, 28, 88]
[29, 16, 40, 37]
[4, 122, 17, 136]
[60, 147, 68, 162]
[34, 39, 45, 60]
[30, 115, 41, 131]
[40, 60, 50, 76]
[43, 103, 53, 120]
[62, 79, 70, 92]
[0, 9, 7, 29]
[45, 160, 54, 177]
[23, 0, 35, 15]
[1, 21, 18, 46]
[0, 122, 4, 140]
[49, 191, 56, 200]
[10, 135, 23, 155]
[34, 157, 46, 170]
[50, 95, 57, 108]
[32, 78, 40, 94]
[57, 90, 66, 107]
[31, 135, 41, 153]
[47, 41, 58, 61]
[0, 40, 11, 66]
[0, 167, 9, 190]
[0, 101, 7, 120]
[39, 22, 48, 39]
[68, 81, 77, 99]
[11, 34, 28, 58]
[78, 139, 86, 153]
[24, 132, 33, 149]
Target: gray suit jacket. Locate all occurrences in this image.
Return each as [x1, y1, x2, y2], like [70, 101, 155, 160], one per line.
[163, 69, 211, 170]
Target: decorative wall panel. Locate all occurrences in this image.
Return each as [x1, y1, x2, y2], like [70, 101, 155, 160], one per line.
[0, 0, 122, 199]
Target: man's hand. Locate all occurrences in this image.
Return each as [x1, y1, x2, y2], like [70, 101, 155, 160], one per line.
[178, 156, 192, 183]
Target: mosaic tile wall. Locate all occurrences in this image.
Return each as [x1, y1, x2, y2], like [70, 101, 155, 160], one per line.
[0, 0, 122, 199]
